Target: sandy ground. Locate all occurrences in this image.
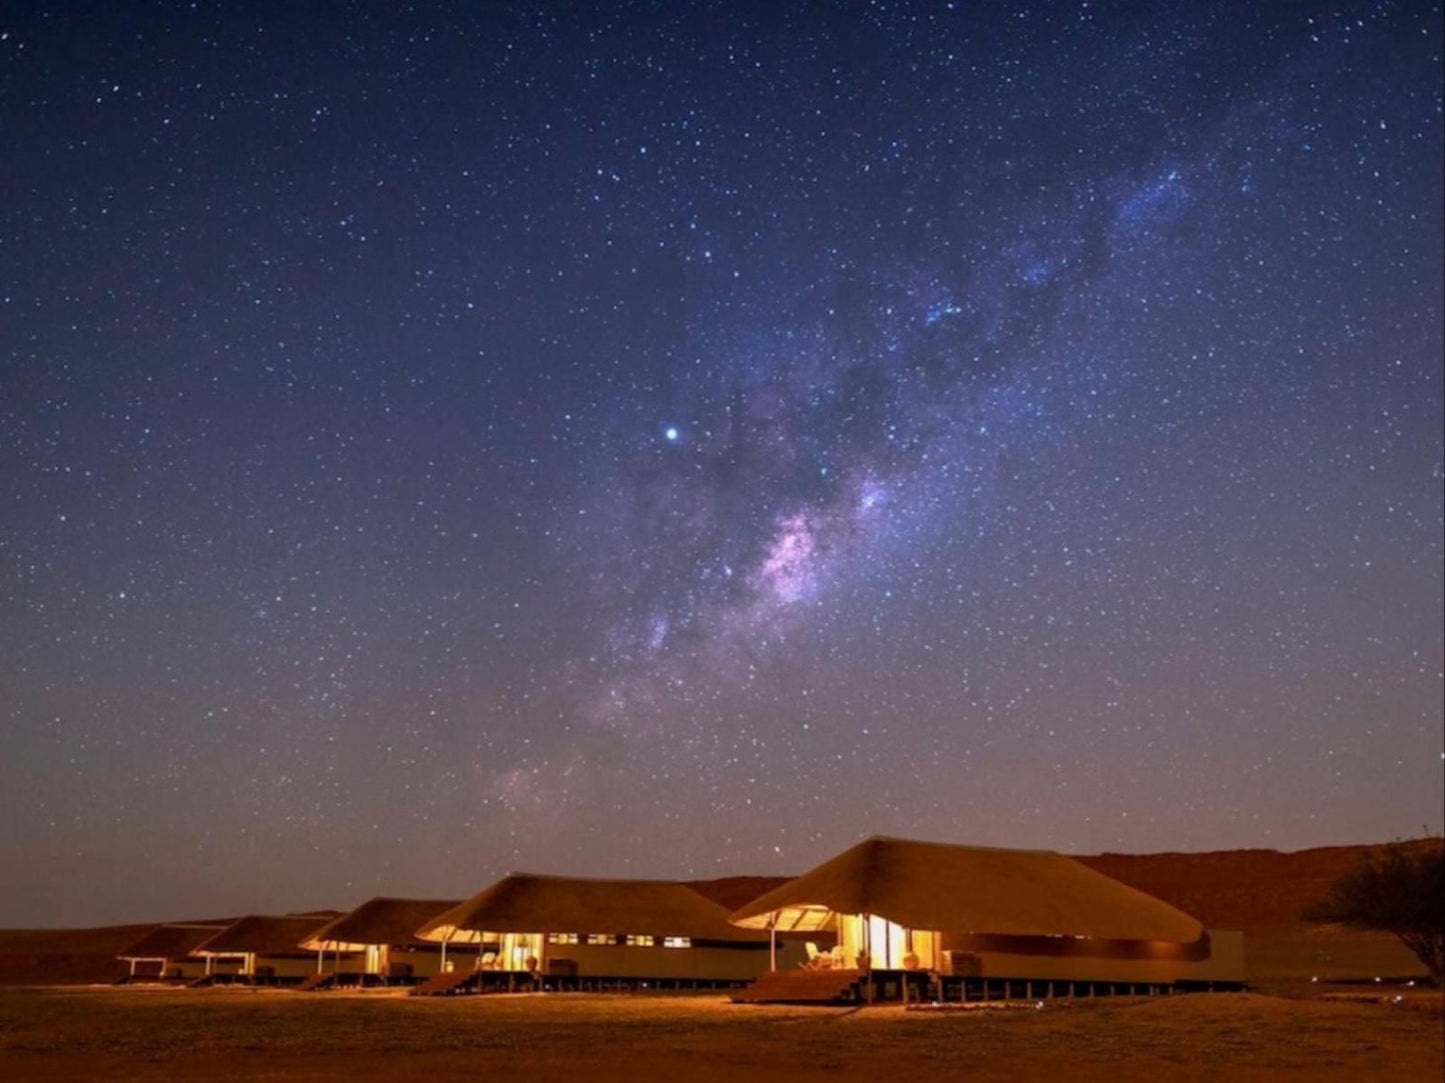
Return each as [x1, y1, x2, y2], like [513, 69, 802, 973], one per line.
[0, 986, 1439, 1081]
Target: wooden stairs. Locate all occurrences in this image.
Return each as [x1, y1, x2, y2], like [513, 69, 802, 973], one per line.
[296, 972, 338, 992]
[409, 970, 481, 997]
[731, 969, 866, 1005]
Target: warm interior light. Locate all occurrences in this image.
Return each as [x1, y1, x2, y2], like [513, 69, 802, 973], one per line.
[836, 914, 938, 969]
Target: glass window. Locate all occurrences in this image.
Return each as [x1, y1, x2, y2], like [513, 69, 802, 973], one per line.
[625, 934, 656, 947]
[663, 936, 691, 949]
[546, 933, 578, 945]
[586, 933, 615, 946]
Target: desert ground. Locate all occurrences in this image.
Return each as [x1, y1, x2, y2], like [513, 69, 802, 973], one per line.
[0, 984, 1440, 1081]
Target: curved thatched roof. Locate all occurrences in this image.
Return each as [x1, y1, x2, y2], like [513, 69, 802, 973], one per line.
[193, 914, 337, 958]
[729, 837, 1204, 943]
[118, 923, 230, 961]
[416, 875, 771, 945]
[299, 898, 460, 952]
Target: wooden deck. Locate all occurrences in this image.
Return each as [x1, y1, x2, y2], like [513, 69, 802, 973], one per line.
[410, 970, 752, 996]
[409, 970, 482, 997]
[732, 969, 1241, 1005]
[731, 969, 866, 1004]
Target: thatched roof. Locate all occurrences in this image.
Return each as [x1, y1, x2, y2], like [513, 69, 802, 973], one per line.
[729, 837, 1204, 943]
[299, 898, 460, 951]
[118, 923, 230, 961]
[193, 914, 337, 958]
[416, 875, 771, 945]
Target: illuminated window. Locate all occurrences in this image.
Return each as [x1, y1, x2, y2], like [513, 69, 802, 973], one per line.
[586, 934, 615, 946]
[625, 935, 656, 947]
[663, 937, 691, 949]
[547, 933, 578, 945]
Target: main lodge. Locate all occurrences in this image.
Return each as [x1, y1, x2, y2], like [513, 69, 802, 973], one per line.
[114, 835, 1245, 1003]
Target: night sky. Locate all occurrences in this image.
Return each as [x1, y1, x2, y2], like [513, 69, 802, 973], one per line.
[2, 1, 1441, 927]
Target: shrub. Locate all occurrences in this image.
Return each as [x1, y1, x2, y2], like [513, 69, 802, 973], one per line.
[1304, 838, 1444, 987]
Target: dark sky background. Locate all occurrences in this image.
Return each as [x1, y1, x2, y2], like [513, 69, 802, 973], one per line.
[2, 1, 1440, 927]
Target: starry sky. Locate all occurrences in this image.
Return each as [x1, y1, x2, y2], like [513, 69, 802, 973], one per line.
[2, 1, 1441, 927]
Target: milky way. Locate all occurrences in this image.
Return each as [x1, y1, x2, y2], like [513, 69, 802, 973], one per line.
[1, 1, 1440, 924]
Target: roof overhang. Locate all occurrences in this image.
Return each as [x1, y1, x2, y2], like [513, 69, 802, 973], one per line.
[298, 937, 370, 952]
[732, 903, 837, 932]
[415, 924, 501, 945]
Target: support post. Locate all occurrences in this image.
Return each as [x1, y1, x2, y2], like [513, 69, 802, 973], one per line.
[769, 917, 777, 972]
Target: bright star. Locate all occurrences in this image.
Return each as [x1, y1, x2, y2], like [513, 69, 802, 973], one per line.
[664, 426, 680, 442]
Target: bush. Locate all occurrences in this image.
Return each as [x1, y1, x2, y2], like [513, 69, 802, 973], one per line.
[1304, 838, 1444, 987]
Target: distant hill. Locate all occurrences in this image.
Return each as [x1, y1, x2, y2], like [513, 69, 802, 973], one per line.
[1077, 844, 1388, 928]
[0, 843, 1428, 985]
[0, 924, 153, 985]
[1077, 843, 1428, 980]
[0, 917, 243, 985]
[686, 876, 793, 911]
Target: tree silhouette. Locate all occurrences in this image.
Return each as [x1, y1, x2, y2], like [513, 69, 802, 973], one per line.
[1304, 839, 1444, 987]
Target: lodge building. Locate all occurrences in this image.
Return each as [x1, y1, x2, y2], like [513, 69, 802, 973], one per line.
[112, 835, 1245, 1002]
